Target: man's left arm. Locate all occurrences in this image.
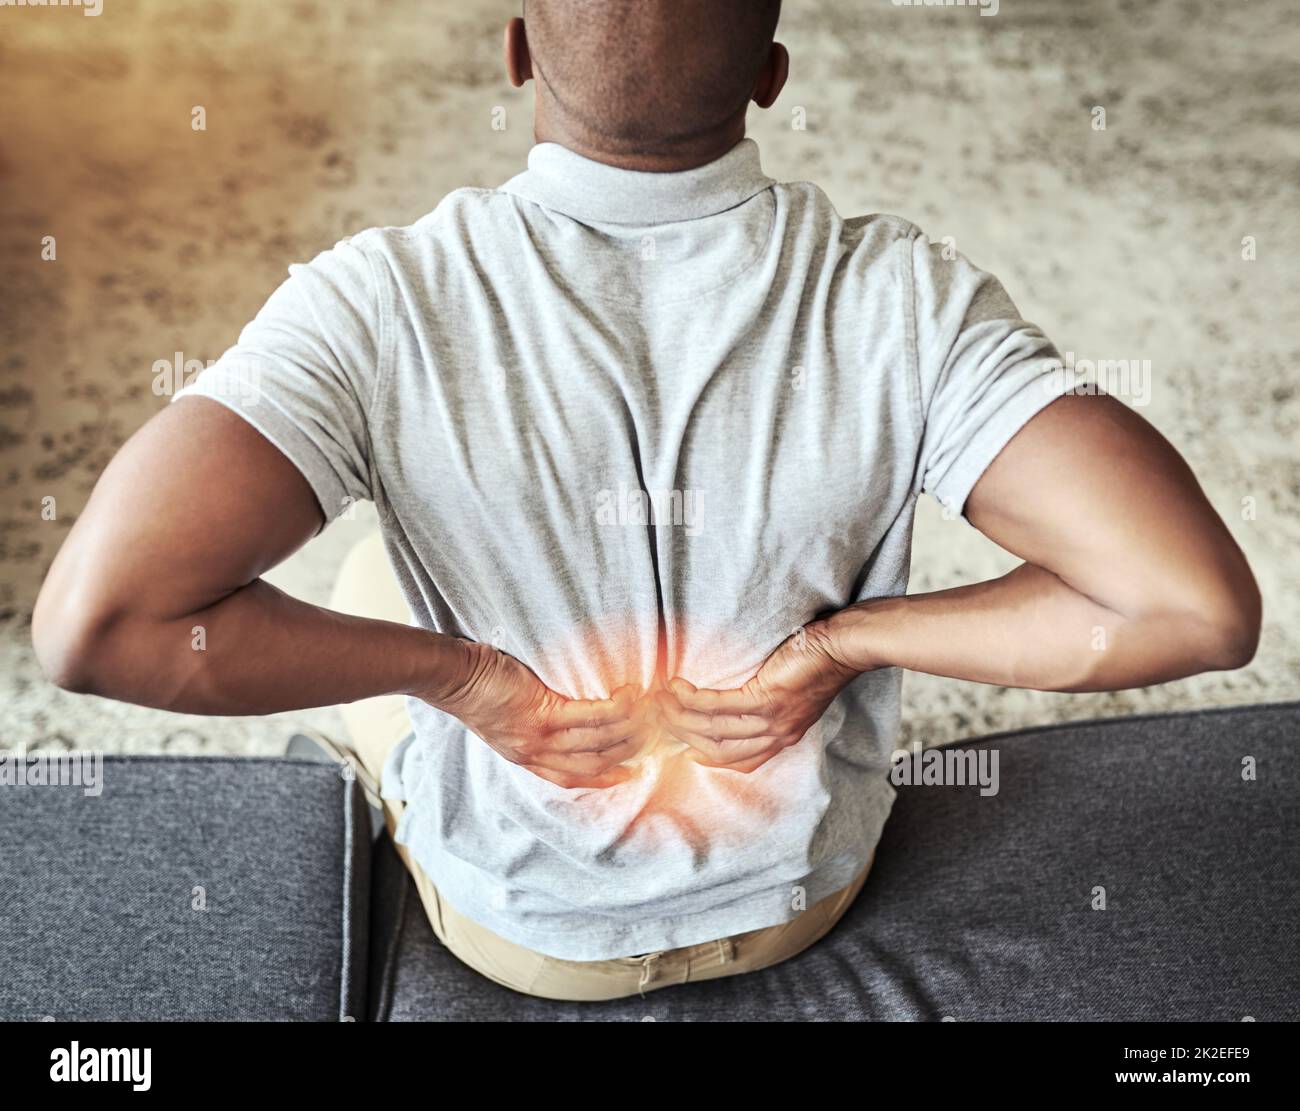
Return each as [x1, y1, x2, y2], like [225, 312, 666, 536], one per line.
[828, 392, 1261, 689]
[658, 394, 1261, 770]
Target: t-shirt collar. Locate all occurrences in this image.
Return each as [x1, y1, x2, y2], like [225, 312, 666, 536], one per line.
[499, 138, 774, 226]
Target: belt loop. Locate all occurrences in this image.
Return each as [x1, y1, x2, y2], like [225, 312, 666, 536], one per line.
[716, 937, 736, 964]
[637, 953, 659, 996]
[305, 732, 383, 802]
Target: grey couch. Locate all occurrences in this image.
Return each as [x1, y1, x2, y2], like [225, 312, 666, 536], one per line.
[4, 702, 1297, 1021]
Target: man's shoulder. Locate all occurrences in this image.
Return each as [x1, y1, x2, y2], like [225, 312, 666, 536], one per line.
[325, 187, 523, 271]
[767, 180, 926, 277]
[772, 178, 918, 238]
[362, 187, 519, 239]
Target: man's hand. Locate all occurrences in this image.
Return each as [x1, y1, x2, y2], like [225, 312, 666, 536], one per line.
[424, 639, 647, 789]
[655, 622, 863, 773]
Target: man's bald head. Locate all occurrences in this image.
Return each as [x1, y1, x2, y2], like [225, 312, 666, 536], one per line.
[516, 0, 784, 163]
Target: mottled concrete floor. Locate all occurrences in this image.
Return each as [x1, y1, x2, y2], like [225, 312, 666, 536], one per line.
[2, 0, 1297, 756]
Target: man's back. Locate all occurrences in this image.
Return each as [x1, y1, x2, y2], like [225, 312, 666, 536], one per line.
[176, 138, 1062, 958]
[31, 0, 1259, 985]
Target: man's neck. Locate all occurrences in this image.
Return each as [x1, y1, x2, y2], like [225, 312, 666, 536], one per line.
[532, 108, 748, 174]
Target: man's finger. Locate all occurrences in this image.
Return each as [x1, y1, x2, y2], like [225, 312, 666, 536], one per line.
[545, 717, 639, 754]
[680, 740, 784, 773]
[525, 735, 645, 774]
[667, 676, 765, 717]
[659, 720, 780, 766]
[546, 684, 639, 731]
[656, 689, 772, 739]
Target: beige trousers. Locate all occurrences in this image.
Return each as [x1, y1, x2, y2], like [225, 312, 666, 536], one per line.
[329, 531, 872, 1002]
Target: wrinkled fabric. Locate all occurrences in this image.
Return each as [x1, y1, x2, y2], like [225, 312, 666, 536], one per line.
[178, 138, 1064, 959]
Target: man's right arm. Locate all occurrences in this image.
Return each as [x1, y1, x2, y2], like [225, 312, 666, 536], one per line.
[33, 397, 459, 714]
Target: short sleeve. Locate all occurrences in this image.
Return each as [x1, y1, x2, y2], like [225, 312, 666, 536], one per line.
[174, 236, 383, 525]
[911, 234, 1070, 518]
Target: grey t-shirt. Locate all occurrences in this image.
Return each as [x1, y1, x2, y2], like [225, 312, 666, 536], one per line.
[179, 139, 1065, 960]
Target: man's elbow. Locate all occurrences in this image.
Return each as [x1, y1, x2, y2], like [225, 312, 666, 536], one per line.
[1191, 578, 1262, 672]
[31, 582, 119, 695]
[33, 626, 98, 695]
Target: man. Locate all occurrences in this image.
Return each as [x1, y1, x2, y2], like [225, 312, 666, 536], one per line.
[32, 0, 1260, 1001]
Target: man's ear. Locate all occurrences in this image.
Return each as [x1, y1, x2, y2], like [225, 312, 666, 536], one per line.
[504, 17, 533, 87]
[751, 42, 789, 109]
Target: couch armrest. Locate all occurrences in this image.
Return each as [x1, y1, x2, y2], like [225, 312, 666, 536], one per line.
[0, 755, 370, 1021]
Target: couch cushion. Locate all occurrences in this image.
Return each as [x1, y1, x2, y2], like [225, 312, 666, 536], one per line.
[0, 755, 370, 1021]
[373, 701, 1300, 1020]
